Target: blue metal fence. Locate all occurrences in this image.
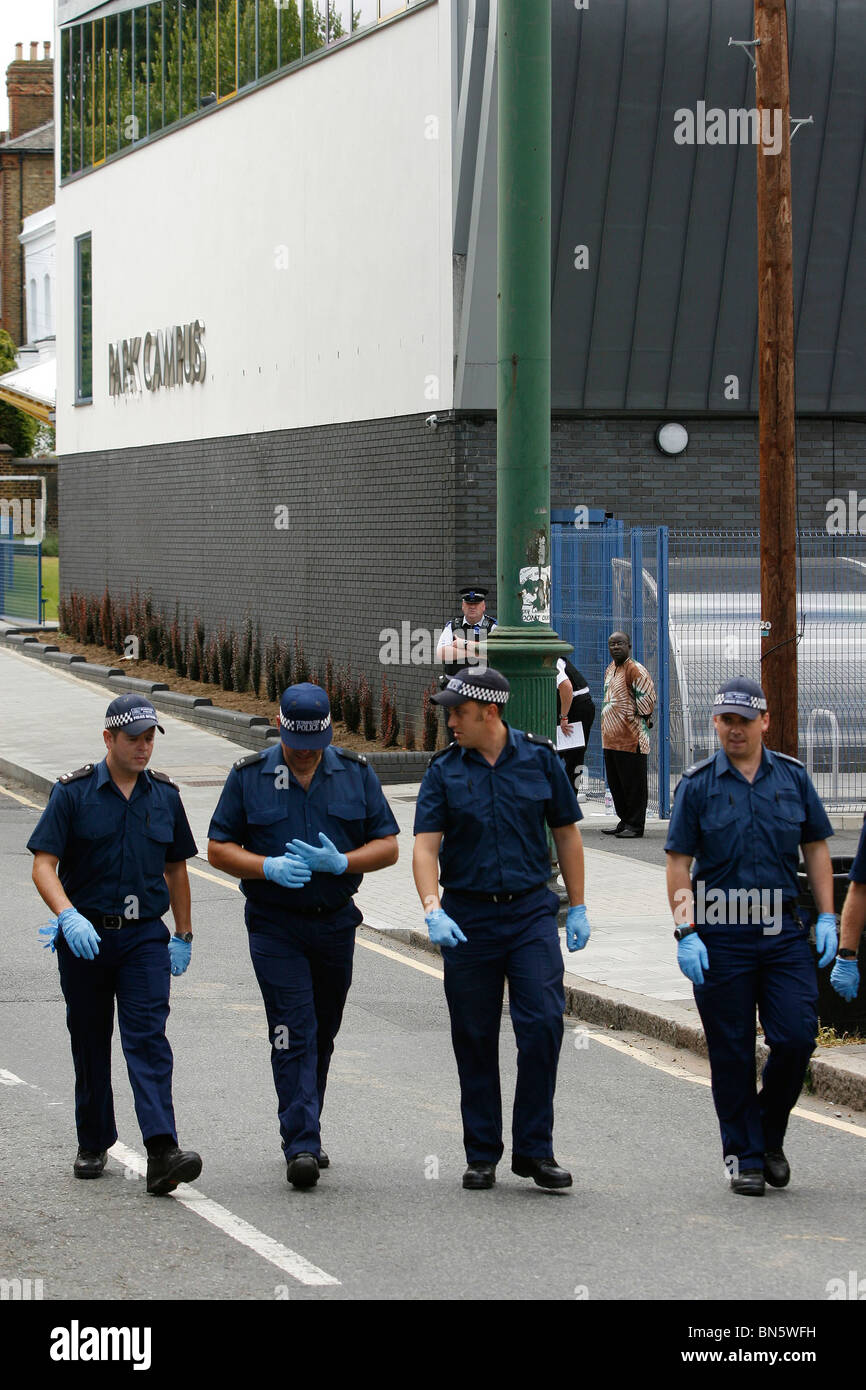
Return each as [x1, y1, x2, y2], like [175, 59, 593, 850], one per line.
[0, 535, 43, 623]
[552, 524, 866, 815]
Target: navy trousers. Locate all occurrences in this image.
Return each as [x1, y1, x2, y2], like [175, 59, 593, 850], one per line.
[246, 903, 357, 1160]
[56, 917, 176, 1152]
[440, 886, 565, 1163]
[693, 916, 818, 1171]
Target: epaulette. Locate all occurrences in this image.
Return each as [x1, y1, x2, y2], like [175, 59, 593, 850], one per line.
[148, 769, 178, 787]
[774, 751, 805, 767]
[57, 764, 95, 784]
[427, 746, 455, 767]
[335, 747, 367, 766]
[526, 732, 557, 753]
[682, 755, 716, 778]
[234, 751, 266, 770]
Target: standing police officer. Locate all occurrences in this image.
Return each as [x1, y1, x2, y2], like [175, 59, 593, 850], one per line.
[436, 586, 497, 678]
[28, 693, 202, 1196]
[412, 667, 591, 1191]
[207, 683, 399, 1190]
[665, 676, 836, 1196]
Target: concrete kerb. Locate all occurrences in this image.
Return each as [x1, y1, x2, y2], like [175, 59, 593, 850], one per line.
[0, 625, 434, 777]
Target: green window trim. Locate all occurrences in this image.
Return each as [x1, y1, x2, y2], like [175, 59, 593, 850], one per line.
[75, 234, 93, 404]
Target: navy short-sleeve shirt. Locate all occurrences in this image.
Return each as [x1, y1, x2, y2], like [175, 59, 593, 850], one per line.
[850, 815, 866, 884]
[207, 742, 399, 911]
[27, 759, 197, 919]
[413, 724, 581, 893]
[665, 747, 833, 898]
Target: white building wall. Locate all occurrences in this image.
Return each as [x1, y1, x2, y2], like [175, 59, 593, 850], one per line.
[56, 2, 453, 454]
[20, 205, 56, 343]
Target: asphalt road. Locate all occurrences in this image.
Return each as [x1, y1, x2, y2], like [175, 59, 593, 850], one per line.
[3, 779, 866, 1303]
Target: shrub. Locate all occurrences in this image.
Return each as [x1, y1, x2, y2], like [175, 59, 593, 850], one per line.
[294, 631, 310, 685]
[380, 675, 400, 747]
[422, 681, 440, 752]
[359, 674, 376, 741]
[403, 711, 416, 751]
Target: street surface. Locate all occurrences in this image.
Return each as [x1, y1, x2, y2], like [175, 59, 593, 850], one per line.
[3, 778, 866, 1302]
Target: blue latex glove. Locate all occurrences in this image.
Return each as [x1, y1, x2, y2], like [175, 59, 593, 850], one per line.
[425, 909, 467, 948]
[263, 854, 312, 889]
[677, 933, 709, 986]
[830, 958, 860, 1003]
[39, 922, 59, 952]
[169, 937, 192, 976]
[566, 904, 591, 952]
[815, 913, 838, 968]
[288, 833, 348, 876]
[57, 907, 101, 960]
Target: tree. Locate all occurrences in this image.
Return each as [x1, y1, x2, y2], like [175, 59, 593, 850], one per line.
[0, 332, 38, 457]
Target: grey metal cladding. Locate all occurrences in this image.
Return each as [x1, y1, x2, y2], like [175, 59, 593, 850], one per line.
[542, 0, 865, 414]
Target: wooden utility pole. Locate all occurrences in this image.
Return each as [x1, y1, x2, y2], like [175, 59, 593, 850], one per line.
[755, 0, 798, 755]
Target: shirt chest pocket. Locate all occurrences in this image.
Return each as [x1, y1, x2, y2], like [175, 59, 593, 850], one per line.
[244, 802, 290, 855]
[326, 798, 367, 848]
[75, 806, 120, 844]
[699, 800, 742, 862]
[515, 773, 551, 804]
[771, 793, 805, 852]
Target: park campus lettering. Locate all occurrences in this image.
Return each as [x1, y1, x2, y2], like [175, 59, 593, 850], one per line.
[108, 320, 206, 398]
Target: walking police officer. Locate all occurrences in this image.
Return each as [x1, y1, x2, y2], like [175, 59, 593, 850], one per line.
[830, 814, 866, 1003]
[665, 676, 836, 1196]
[207, 683, 399, 1189]
[28, 693, 202, 1195]
[412, 667, 591, 1191]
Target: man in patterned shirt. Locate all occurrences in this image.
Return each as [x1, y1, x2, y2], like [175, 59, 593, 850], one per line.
[601, 631, 656, 839]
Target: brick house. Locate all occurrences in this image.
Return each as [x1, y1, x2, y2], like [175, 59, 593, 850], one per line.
[0, 42, 54, 350]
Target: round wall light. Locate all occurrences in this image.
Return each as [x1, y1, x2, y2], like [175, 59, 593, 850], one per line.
[655, 422, 689, 456]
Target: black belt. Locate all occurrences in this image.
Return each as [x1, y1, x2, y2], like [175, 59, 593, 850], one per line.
[94, 913, 134, 930]
[258, 899, 353, 920]
[447, 884, 547, 905]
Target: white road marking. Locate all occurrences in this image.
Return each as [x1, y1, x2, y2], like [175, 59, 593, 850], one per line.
[355, 929, 444, 980]
[0, 1068, 32, 1086]
[585, 1031, 866, 1138]
[0, 783, 41, 809]
[107, 1141, 340, 1286]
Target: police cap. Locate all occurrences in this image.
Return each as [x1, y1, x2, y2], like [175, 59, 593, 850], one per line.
[431, 666, 510, 707]
[713, 675, 768, 720]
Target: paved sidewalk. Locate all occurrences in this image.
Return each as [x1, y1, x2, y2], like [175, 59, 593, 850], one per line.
[3, 639, 865, 1110]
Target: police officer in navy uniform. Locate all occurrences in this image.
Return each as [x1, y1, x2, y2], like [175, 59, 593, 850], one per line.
[412, 666, 592, 1191]
[28, 693, 202, 1196]
[665, 676, 836, 1196]
[207, 683, 399, 1190]
[436, 586, 497, 679]
[830, 814, 866, 1003]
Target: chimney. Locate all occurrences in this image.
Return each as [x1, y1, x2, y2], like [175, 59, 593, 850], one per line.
[43, 43, 51, 60]
[7, 41, 54, 139]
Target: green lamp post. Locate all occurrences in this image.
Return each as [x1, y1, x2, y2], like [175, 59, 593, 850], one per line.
[486, 0, 571, 737]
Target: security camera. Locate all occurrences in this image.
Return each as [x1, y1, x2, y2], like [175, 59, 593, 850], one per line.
[425, 414, 439, 429]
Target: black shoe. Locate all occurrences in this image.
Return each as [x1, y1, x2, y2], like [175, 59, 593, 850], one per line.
[763, 1150, 790, 1188]
[317, 1149, 330, 1170]
[511, 1155, 572, 1189]
[601, 822, 624, 836]
[146, 1146, 202, 1196]
[463, 1161, 496, 1190]
[286, 1153, 320, 1189]
[73, 1147, 107, 1179]
[616, 826, 643, 839]
[730, 1169, 765, 1196]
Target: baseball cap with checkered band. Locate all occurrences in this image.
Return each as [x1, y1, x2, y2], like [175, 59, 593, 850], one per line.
[431, 666, 511, 707]
[104, 692, 165, 736]
[713, 676, 768, 721]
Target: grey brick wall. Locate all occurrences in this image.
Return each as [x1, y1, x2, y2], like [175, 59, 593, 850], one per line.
[59, 411, 865, 728]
